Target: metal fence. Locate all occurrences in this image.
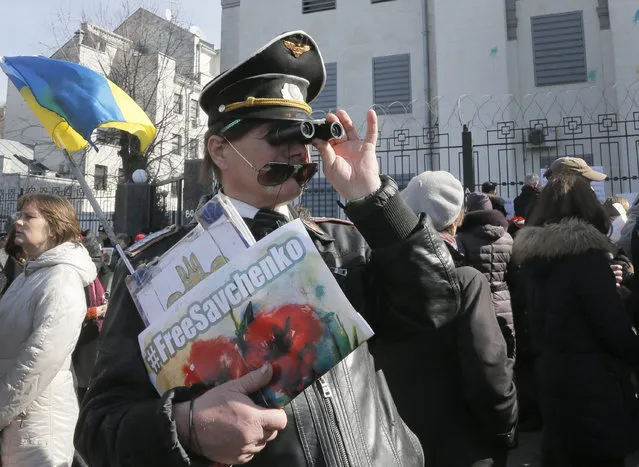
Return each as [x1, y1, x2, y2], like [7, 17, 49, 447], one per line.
[0, 176, 185, 237]
[0, 188, 21, 233]
[468, 114, 639, 200]
[0, 184, 117, 234]
[150, 177, 184, 230]
[4, 113, 634, 231]
[299, 112, 639, 218]
[5, 87, 638, 228]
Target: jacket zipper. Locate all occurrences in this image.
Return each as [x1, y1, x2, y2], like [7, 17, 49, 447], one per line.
[330, 267, 348, 277]
[318, 378, 350, 466]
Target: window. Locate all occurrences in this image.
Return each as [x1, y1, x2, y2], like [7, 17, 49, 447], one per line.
[190, 99, 199, 128]
[311, 62, 337, 117]
[302, 0, 335, 14]
[94, 165, 108, 191]
[171, 134, 182, 155]
[373, 54, 412, 114]
[189, 138, 199, 159]
[173, 93, 183, 114]
[531, 11, 587, 86]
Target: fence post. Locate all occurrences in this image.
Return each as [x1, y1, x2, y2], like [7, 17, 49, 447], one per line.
[176, 178, 183, 227]
[462, 124, 475, 192]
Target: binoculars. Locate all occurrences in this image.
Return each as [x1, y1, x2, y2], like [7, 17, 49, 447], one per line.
[267, 120, 345, 146]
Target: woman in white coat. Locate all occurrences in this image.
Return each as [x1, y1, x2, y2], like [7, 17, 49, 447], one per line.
[0, 193, 97, 466]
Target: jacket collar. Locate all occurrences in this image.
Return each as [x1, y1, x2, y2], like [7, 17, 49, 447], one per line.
[443, 237, 466, 268]
[194, 192, 334, 242]
[512, 218, 614, 264]
[194, 193, 291, 220]
[226, 197, 292, 220]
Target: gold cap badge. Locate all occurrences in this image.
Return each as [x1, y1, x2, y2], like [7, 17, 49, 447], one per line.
[283, 40, 311, 58]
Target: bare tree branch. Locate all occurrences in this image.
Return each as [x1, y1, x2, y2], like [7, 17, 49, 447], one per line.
[39, 0, 207, 183]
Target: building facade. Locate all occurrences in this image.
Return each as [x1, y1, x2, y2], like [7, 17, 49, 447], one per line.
[4, 8, 220, 191]
[221, 0, 639, 209]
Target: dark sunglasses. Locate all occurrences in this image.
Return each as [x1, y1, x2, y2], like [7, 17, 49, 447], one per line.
[256, 162, 318, 187]
[225, 137, 318, 187]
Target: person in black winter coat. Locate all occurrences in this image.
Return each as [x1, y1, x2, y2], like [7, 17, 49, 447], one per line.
[512, 175, 639, 467]
[394, 171, 517, 467]
[457, 192, 514, 342]
[513, 174, 541, 218]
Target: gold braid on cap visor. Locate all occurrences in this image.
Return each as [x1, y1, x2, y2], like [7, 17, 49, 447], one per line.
[222, 97, 312, 115]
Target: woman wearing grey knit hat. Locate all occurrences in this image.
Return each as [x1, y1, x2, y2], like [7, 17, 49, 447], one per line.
[401, 171, 466, 261]
[376, 171, 518, 466]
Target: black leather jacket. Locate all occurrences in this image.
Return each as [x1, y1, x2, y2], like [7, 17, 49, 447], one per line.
[74, 177, 461, 466]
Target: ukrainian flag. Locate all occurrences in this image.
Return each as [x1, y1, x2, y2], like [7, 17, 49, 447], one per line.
[0, 56, 156, 153]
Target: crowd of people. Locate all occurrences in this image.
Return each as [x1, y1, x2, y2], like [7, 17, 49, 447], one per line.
[2, 30, 639, 467]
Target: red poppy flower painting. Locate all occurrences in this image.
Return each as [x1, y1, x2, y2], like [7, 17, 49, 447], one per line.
[182, 336, 248, 387]
[243, 304, 323, 401]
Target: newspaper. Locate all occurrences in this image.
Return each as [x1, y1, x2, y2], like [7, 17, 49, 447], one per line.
[137, 220, 374, 408]
[126, 194, 255, 325]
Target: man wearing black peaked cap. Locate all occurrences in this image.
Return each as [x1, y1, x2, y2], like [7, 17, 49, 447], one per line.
[76, 31, 460, 466]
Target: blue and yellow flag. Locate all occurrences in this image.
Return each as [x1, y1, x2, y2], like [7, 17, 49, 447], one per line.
[0, 56, 156, 153]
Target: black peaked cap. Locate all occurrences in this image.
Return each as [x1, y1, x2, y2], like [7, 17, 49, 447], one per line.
[199, 31, 326, 127]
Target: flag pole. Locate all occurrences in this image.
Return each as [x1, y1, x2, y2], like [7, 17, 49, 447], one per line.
[65, 149, 136, 275]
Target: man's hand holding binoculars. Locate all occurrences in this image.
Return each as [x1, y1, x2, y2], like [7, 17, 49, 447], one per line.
[312, 109, 382, 202]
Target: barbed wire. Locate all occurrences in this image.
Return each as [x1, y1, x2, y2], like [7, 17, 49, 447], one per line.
[312, 81, 639, 136]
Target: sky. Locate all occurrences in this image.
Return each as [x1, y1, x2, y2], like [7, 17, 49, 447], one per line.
[0, 0, 222, 105]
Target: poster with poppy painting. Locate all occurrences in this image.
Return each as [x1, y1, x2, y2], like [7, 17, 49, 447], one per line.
[138, 220, 374, 408]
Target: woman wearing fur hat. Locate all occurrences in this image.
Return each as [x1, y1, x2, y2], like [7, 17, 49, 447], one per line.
[394, 171, 517, 467]
[511, 175, 639, 467]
